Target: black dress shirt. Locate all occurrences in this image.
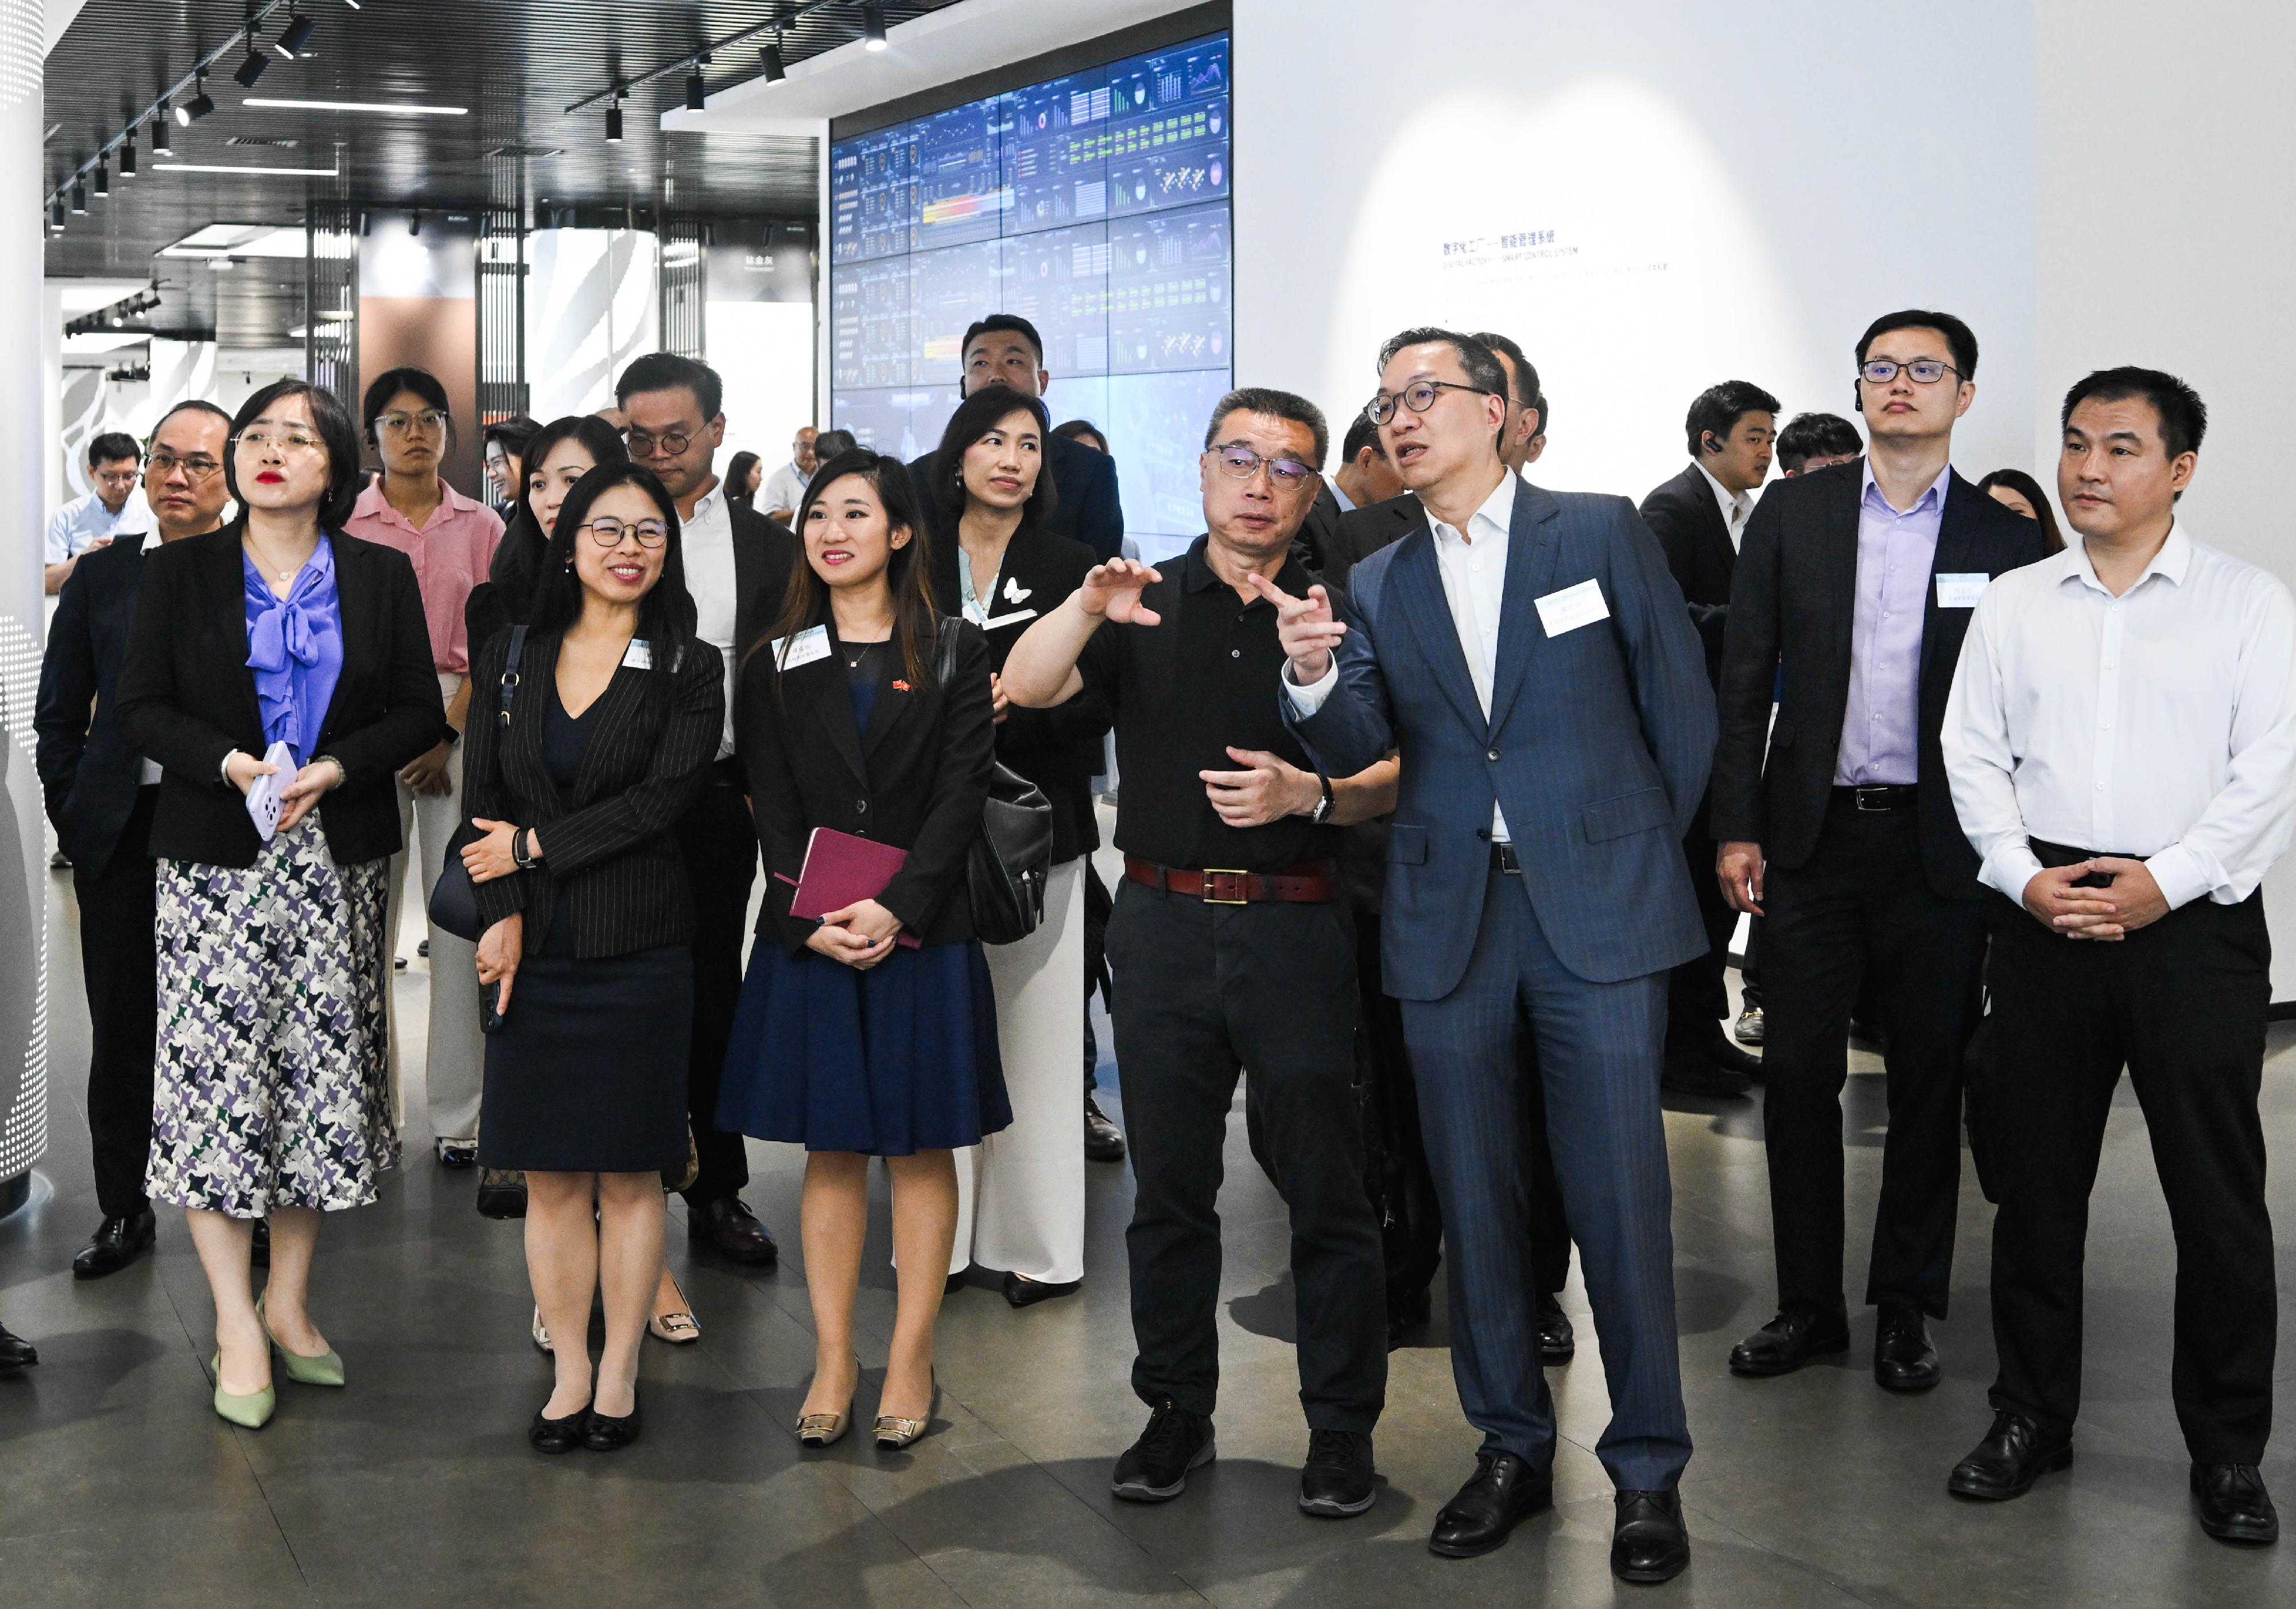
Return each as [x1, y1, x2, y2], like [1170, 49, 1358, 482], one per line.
[1081, 536, 1341, 873]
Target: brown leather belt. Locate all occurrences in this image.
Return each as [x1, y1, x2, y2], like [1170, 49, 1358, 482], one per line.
[1123, 855, 1339, 905]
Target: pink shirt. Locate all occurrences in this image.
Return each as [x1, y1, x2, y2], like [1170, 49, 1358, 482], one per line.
[344, 478, 505, 674]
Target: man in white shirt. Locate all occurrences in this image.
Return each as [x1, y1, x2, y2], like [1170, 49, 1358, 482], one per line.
[759, 425, 818, 524]
[45, 432, 153, 594]
[1941, 367, 2294, 1545]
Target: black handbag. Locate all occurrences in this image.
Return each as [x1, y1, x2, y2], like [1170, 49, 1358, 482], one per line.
[428, 626, 528, 943]
[936, 627, 1054, 945]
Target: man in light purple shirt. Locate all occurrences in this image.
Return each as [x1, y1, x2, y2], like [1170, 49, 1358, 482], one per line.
[1836, 461, 1950, 785]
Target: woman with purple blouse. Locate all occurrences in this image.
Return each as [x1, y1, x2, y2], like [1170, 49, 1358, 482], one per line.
[117, 379, 445, 1430]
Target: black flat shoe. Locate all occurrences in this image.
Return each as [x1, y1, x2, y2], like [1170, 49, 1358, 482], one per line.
[1705, 1037, 1763, 1079]
[1085, 1095, 1127, 1162]
[529, 1401, 590, 1454]
[2192, 1463, 2279, 1545]
[1612, 1489, 1691, 1583]
[584, 1392, 643, 1452]
[1874, 1303, 1941, 1392]
[1661, 1050, 1751, 1099]
[1729, 1308, 1850, 1377]
[0, 1321, 37, 1371]
[1428, 1449, 1552, 1558]
[73, 1209, 156, 1279]
[1535, 1292, 1576, 1365]
[1002, 1271, 1081, 1309]
[1948, 1410, 2072, 1501]
[688, 1197, 778, 1266]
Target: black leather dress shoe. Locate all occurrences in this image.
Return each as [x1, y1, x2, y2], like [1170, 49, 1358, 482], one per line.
[1612, 1489, 1690, 1583]
[73, 1210, 156, 1280]
[584, 1392, 643, 1452]
[1003, 1271, 1081, 1308]
[688, 1197, 778, 1265]
[0, 1321, 37, 1371]
[1729, 1308, 1849, 1377]
[1535, 1292, 1576, 1365]
[2192, 1463, 2279, 1544]
[1707, 1037, 1764, 1080]
[1873, 1303, 1941, 1392]
[1428, 1449, 1553, 1558]
[1662, 1049, 1751, 1099]
[1085, 1095, 1127, 1162]
[1948, 1410, 2072, 1500]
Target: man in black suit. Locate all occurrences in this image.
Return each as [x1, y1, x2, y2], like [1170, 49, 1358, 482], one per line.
[1640, 381, 1780, 1098]
[35, 399, 234, 1278]
[615, 353, 798, 1265]
[1301, 413, 1407, 573]
[1712, 311, 2042, 1390]
[907, 315, 1125, 560]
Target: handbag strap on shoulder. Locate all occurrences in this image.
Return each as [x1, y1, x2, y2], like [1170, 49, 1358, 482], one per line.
[496, 624, 528, 728]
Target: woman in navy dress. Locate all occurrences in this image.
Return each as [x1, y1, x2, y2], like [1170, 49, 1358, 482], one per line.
[719, 448, 1007, 1451]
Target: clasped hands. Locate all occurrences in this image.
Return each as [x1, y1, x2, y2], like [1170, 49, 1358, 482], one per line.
[224, 749, 340, 833]
[2020, 858, 2167, 941]
[807, 898, 903, 970]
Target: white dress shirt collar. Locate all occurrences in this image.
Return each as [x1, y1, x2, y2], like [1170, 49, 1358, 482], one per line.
[1692, 460, 1753, 542]
[1427, 468, 1519, 547]
[1325, 475, 1356, 514]
[2064, 519, 2192, 597]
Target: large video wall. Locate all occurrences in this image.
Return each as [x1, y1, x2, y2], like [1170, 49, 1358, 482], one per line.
[829, 30, 1231, 545]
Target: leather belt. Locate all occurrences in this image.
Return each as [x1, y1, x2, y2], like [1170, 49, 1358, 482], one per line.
[1491, 842, 1522, 874]
[1123, 856, 1339, 905]
[1835, 784, 1917, 813]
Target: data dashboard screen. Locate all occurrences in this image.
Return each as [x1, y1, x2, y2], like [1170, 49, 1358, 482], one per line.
[830, 30, 1231, 548]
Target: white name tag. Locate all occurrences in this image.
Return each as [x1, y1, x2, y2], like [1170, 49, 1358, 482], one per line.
[771, 625, 831, 671]
[1935, 573, 1989, 608]
[621, 638, 653, 670]
[1534, 577, 1609, 637]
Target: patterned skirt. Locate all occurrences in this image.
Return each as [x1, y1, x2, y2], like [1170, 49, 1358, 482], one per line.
[145, 820, 398, 1217]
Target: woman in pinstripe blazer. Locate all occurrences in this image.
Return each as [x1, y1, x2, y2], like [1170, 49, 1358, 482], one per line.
[459, 462, 723, 1454]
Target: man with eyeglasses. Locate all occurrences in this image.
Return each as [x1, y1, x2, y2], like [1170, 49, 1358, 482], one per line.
[1711, 310, 2040, 1396]
[612, 352, 797, 1267]
[1271, 327, 1711, 1581]
[1002, 387, 1391, 1525]
[759, 425, 819, 525]
[45, 432, 154, 595]
[35, 400, 235, 1282]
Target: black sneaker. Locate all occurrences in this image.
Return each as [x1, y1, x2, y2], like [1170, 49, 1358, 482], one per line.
[1112, 1400, 1214, 1503]
[1300, 1428, 1378, 1517]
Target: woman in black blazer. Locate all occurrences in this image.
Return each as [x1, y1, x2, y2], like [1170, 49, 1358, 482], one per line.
[459, 462, 723, 1455]
[115, 378, 446, 1430]
[922, 386, 1111, 1309]
[718, 448, 1007, 1452]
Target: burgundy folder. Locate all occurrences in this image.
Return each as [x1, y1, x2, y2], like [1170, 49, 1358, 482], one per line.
[785, 828, 922, 948]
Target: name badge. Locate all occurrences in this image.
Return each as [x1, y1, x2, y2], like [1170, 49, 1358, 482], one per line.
[772, 625, 830, 670]
[1534, 577, 1609, 638]
[621, 638, 653, 670]
[1935, 573, 1989, 609]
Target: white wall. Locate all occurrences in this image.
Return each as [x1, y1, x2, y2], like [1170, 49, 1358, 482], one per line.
[709, 301, 816, 485]
[1232, 2, 2036, 495]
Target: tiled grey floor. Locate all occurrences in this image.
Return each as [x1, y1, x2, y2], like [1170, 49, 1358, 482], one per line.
[5, 864, 2294, 1607]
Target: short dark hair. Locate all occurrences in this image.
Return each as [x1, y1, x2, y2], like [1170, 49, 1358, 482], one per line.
[1775, 411, 1864, 472]
[87, 431, 140, 467]
[1857, 309, 1979, 382]
[1053, 418, 1107, 452]
[615, 351, 724, 422]
[1204, 387, 1329, 472]
[1471, 330, 1545, 434]
[360, 366, 452, 444]
[1975, 467, 2066, 556]
[153, 400, 233, 438]
[528, 462, 699, 697]
[1686, 381, 1783, 458]
[961, 314, 1045, 365]
[1376, 325, 1508, 402]
[1340, 411, 1384, 465]
[813, 428, 858, 459]
[2060, 366, 2208, 460]
[483, 414, 541, 453]
[225, 378, 366, 529]
[932, 385, 1058, 531]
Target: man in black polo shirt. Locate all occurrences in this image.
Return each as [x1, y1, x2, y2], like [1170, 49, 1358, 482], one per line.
[1004, 386, 1388, 1523]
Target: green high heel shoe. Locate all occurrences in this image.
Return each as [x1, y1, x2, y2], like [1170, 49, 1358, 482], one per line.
[256, 1294, 346, 1388]
[210, 1351, 276, 1429]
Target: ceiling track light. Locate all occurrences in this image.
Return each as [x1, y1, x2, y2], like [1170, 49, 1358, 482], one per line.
[49, 196, 65, 230]
[685, 65, 707, 111]
[605, 91, 624, 144]
[119, 127, 137, 177]
[153, 103, 173, 152]
[92, 160, 109, 197]
[179, 72, 215, 125]
[276, 7, 317, 57]
[761, 34, 787, 82]
[863, 2, 889, 51]
[409, 210, 422, 236]
[70, 182, 87, 214]
[235, 45, 269, 88]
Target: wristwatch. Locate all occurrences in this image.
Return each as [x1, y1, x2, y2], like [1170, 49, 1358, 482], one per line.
[1309, 772, 1336, 825]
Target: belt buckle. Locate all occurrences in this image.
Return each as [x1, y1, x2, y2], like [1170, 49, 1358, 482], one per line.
[1200, 869, 1250, 905]
[1853, 785, 1892, 813]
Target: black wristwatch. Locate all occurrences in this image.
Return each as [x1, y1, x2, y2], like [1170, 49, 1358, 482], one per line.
[1309, 772, 1336, 825]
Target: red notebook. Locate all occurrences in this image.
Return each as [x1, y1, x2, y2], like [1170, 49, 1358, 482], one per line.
[785, 828, 922, 948]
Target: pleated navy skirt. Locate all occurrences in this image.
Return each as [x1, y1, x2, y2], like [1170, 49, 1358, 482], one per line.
[716, 937, 1011, 1156]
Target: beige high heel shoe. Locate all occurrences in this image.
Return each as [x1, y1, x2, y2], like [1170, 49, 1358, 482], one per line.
[648, 1275, 701, 1345]
[796, 1358, 861, 1448]
[874, 1373, 940, 1451]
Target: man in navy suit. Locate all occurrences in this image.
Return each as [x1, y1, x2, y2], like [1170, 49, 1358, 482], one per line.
[35, 399, 234, 1279]
[1270, 329, 1713, 1583]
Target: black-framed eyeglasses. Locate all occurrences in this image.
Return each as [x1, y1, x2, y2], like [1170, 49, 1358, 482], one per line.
[1366, 379, 1492, 425]
[624, 426, 696, 457]
[580, 517, 669, 548]
[1858, 359, 1959, 386]
[1207, 443, 1317, 488]
[146, 451, 224, 481]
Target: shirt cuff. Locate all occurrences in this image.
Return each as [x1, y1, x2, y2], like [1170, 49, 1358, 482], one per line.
[2141, 843, 2216, 911]
[1282, 656, 1339, 716]
[1978, 837, 2047, 906]
[220, 751, 237, 783]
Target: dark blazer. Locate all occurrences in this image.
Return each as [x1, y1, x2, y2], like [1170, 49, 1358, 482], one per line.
[1709, 460, 2045, 895]
[1290, 478, 1715, 994]
[1325, 493, 1426, 590]
[1298, 482, 1345, 575]
[115, 526, 447, 869]
[461, 629, 725, 957]
[737, 616, 995, 955]
[926, 524, 1113, 863]
[1639, 463, 1736, 688]
[36, 530, 170, 878]
[909, 431, 1124, 560]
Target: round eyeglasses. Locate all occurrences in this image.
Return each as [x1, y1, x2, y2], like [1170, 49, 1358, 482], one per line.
[580, 517, 669, 548]
[1365, 379, 1493, 426]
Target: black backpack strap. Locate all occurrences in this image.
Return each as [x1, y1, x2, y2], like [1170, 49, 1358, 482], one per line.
[934, 618, 958, 687]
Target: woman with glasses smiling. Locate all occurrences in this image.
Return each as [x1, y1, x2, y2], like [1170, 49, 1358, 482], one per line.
[116, 378, 447, 1428]
[458, 462, 723, 1454]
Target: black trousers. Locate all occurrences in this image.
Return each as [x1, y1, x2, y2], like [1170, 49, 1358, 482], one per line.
[1981, 866, 2275, 1463]
[73, 788, 160, 1220]
[1665, 824, 1737, 1049]
[1107, 880, 1387, 1430]
[674, 776, 758, 1207]
[1759, 797, 1987, 1319]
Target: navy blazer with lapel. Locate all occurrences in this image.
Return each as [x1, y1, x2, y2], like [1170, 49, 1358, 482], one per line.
[1639, 463, 1736, 688]
[1289, 477, 1716, 995]
[1708, 459, 2044, 896]
[909, 431, 1124, 561]
[36, 530, 172, 878]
